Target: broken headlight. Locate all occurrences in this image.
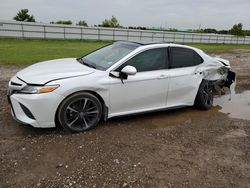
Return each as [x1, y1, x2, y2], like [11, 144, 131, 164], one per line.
[217, 67, 228, 75]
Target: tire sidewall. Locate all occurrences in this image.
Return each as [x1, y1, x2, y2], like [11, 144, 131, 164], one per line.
[58, 92, 102, 133]
[195, 80, 213, 110]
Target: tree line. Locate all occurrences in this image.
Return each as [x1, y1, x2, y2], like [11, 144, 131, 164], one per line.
[13, 9, 249, 37]
[187, 23, 246, 36]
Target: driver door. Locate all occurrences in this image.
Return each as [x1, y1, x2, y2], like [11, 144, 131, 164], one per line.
[109, 48, 170, 116]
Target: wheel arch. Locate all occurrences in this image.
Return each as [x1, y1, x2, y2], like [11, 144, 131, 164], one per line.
[194, 79, 214, 110]
[54, 90, 109, 128]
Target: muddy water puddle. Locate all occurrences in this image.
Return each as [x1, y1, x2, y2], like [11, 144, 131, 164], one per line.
[214, 90, 250, 121]
[136, 89, 250, 129]
[134, 106, 225, 129]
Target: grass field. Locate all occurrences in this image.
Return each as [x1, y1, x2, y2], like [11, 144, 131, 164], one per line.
[190, 43, 250, 53]
[0, 39, 109, 65]
[1, 38, 250, 65]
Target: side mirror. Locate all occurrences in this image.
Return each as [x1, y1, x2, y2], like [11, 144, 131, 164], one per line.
[121, 65, 137, 76]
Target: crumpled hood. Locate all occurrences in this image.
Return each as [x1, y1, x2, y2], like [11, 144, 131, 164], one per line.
[212, 57, 230, 67]
[197, 56, 231, 81]
[16, 58, 95, 85]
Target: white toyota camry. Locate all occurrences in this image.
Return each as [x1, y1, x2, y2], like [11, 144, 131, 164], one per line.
[8, 41, 235, 132]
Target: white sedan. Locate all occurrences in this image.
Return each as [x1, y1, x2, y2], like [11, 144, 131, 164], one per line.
[8, 41, 235, 132]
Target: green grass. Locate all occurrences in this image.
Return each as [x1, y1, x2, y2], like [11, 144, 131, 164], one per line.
[1, 38, 250, 65]
[189, 43, 250, 53]
[0, 38, 110, 65]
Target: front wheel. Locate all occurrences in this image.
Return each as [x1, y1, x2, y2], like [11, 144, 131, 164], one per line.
[194, 80, 214, 110]
[58, 92, 102, 133]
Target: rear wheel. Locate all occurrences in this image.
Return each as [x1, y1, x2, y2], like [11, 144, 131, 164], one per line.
[58, 92, 102, 132]
[194, 80, 214, 110]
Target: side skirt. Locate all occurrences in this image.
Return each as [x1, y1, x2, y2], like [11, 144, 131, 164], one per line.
[107, 105, 189, 119]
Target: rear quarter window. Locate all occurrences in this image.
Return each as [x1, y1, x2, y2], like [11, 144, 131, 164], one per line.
[170, 47, 203, 68]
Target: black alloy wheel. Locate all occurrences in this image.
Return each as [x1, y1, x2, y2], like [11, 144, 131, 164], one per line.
[58, 92, 102, 132]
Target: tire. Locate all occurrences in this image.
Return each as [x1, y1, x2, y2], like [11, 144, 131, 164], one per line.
[58, 92, 102, 133]
[194, 80, 214, 110]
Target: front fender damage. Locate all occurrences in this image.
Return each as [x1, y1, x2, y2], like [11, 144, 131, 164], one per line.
[197, 58, 236, 94]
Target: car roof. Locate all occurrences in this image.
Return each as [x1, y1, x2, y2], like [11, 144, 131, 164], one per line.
[115, 40, 165, 46]
[115, 40, 198, 49]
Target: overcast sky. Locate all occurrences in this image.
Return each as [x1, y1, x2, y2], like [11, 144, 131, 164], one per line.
[0, 0, 249, 30]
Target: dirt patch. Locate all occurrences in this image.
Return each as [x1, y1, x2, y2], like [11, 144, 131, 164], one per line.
[0, 50, 250, 187]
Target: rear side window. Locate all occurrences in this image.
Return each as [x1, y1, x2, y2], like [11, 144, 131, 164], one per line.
[170, 47, 203, 68]
[116, 48, 167, 72]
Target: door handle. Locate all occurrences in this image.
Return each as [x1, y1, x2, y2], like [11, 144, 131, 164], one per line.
[157, 75, 168, 79]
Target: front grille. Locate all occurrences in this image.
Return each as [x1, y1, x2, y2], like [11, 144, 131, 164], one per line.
[9, 78, 25, 96]
[8, 89, 18, 96]
[10, 82, 22, 86]
[7, 95, 16, 117]
[19, 103, 35, 120]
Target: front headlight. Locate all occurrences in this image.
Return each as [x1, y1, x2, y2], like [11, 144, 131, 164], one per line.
[19, 85, 60, 94]
[217, 67, 228, 75]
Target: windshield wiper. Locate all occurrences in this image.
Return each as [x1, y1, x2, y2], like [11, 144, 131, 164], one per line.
[76, 58, 96, 69]
[76, 58, 84, 64]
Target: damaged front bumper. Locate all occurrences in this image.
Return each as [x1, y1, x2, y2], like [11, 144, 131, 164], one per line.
[212, 70, 236, 94]
[223, 70, 236, 88]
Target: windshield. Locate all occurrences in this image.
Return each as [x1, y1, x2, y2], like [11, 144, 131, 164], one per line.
[80, 42, 140, 70]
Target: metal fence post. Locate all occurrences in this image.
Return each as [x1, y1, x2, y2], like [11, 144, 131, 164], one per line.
[152, 32, 154, 42]
[21, 23, 24, 38]
[43, 25, 46, 39]
[81, 27, 83, 40]
[113, 29, 115, 41]
[98, 29, 100, 40]
[127, 30, 129, 41]
[140, 31, 142, 41]
[63, 27, 66, 39]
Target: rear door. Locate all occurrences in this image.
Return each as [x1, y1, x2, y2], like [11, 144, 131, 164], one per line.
[166, 47, 204, 107]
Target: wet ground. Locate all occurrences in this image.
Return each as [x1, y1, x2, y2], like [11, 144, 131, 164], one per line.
[214, 89, 250, 121]
[0, 50, 250, 187]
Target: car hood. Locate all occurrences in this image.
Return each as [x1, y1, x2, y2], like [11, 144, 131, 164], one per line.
[197, 56, 231, 81]
[212, 57, 230, 67]
[16, 58, 95, 85]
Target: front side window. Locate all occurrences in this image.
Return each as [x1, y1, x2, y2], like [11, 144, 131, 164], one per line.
[170, 47, 203, 68]
[116, 48, 167, 72]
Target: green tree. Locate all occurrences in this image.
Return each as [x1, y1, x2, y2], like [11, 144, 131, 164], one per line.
[166, 28, 178, 32]
[13, 9, 35, 22]
[218, 30, 229, 35]
[192, 29, 204, 33]
[99, 16, 121, 28]
[229, 23, 245, 36]
[50, 20, 72, 25]
[203, 28, 217, 34]
[77, 20, 88, 26]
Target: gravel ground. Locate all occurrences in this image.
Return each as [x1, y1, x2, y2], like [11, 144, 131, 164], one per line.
[0, 50, 250, 188]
